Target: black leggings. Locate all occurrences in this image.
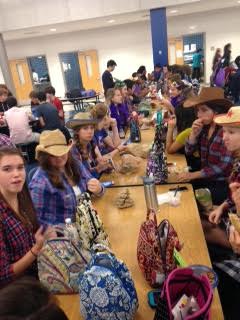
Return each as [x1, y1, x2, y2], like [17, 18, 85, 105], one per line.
[214, 266, 240, 320]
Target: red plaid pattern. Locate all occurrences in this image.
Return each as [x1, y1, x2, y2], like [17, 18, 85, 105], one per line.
[0, 199, 36, 286]
[185, 125, 233, 180]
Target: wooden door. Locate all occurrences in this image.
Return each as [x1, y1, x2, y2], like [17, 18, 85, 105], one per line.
[9, 59, 33, 103]
[168, 38, 184, 65]
[78, 50, 102, 92]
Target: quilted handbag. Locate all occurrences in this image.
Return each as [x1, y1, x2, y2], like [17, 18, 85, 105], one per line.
[146, 124, 168, 184]
[76, 192, 110, 251]
[38, 226, 89, 293]
[137, 210, 181, 287]
[79, 247, 139, 320]
[154, 268, 213, 320]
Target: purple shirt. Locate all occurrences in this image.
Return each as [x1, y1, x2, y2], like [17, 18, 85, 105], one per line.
[170, 95, 184, 109]
[109, 103, 129, 131]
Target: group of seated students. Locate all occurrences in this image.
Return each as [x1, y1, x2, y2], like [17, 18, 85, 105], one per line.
[0, 78, 135, 290]
[1, 60, 240, 319]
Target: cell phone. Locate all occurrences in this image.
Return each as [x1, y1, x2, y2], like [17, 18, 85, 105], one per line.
[147, 289, 162, 308]
[169, 186, 188, 192]
[121, 138, 131, 146]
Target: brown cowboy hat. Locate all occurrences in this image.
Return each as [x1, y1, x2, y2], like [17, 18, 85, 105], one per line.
[36, 129, 72, 159]
[183, 87, 233, 112]
[66, 112, 98, 130]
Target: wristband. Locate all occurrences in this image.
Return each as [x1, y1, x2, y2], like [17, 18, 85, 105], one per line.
[30, 248, 38, 258]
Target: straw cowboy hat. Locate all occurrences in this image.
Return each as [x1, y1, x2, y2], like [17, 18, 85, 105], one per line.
[36, 129, 72, 159]
[184, 87, 232, 112]
[214, 106, 240, 127]
[66, 112, 98, 130]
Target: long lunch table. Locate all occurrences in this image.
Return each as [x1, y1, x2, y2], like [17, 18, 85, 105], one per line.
[61, 95, 100, 112]
[100, 128, 187, 186]
[57, 184, 224, 320]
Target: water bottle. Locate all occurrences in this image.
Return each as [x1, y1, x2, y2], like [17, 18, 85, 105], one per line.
[156, 110, 162, 126]
[65, 218, 79, 242]
[119, 126, 125, 139]
[143, 175, 159, 212]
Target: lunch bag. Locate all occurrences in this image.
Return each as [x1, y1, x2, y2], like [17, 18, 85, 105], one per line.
[80, 89, 96, 97]
[146, 123, 168, 184]
[75, 192, 110, 251]
[137, 210, 181, 287]
[154, 268, 213, 320]
[38, 226, 89, 293]
[79, 247, 139, 320]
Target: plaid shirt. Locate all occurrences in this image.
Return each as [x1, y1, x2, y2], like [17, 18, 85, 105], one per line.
[0, 133, 15, 148]
[185, 125, 233, 180]
[225, 158, 240, 212]
[29, 163, 104, 225]
[213, 159, 240, 280]
[0, 199, 36, 287]
[215, 255, 240, 283]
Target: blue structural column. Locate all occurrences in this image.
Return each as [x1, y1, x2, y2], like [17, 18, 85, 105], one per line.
[150, 8, 168, 67]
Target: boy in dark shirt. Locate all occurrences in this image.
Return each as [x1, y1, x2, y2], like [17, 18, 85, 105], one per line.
[36, 91, 62, 131]
[102, 59, 117, 95]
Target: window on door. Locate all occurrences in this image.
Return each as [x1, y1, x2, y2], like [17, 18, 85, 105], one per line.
[27, 55, 51, 91]
[16, 63, 25, 85]
[59, 52, 83, 93]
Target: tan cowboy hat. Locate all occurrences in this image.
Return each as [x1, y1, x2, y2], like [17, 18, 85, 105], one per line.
[184, 87, 233, 112]
[35, 129, 72, 159]
[214, 106, 240, 127]
[66, 112, 98, 129]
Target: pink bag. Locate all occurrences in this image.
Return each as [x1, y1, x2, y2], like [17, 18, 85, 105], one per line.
[154, 268, 213, 320]
[137, 210, 181, 287]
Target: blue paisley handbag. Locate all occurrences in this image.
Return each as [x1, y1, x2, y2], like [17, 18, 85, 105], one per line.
[79, 247, 139, 320]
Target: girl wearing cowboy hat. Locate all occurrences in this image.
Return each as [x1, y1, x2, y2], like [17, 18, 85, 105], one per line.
[66, 112, 113, 178]
[202, 106, 240, 249]
[201, 107, 240, 320]
[178, 87, 233, 205]
[29, 129, 104, 226]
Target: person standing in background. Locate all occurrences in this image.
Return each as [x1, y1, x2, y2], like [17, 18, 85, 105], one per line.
[212, 48, 222, 71]
[221, 43, 232, 68]
[102, 60, 117, 96]
[192, 48, 203, 80]
[32, 69, 39, 84]
[230, 56, 240, 104]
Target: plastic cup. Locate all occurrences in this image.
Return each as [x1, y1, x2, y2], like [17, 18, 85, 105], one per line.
[168, 191, 181, 207]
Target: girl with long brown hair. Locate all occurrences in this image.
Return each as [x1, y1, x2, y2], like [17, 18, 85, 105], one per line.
[0, 147, 49, 287]
[29, 130, 104, 225]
